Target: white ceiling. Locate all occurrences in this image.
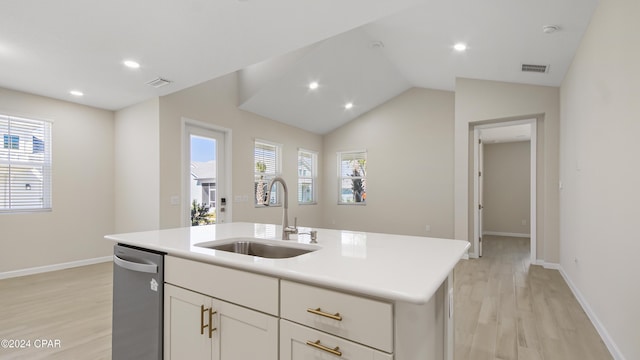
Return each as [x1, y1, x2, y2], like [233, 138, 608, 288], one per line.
[239, 0, 599, 134]
[1, 0, 598, 134]
[0, 0, 421, 110]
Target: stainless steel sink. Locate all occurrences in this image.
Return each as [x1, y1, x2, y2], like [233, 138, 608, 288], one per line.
[196, 239, 316, 259]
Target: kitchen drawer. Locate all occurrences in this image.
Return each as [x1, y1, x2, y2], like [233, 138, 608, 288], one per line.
[280, 280, 393, 353]
[281, 319, 392, 360]
[165, 255, 279, 315]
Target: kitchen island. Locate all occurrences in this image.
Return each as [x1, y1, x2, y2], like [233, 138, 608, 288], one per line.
[106, 222, 469, 360]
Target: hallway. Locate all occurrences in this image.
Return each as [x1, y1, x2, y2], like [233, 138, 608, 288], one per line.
[454, 235, 612, 360]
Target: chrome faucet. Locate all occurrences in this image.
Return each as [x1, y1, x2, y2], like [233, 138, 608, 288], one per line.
[265, 176, 298, 240]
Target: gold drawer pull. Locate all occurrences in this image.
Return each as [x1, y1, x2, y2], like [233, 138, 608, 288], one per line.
[306, 340, 342, 357]
[201, 305, 217, 338]
[307, 307, 343, 321]
[200, 305, 208, 335]
[208, 308, 217, 338]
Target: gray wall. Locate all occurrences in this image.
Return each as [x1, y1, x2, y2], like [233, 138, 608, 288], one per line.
[114, 98, 160, 233]
[159, 72, 324, 229]
[0, 87, 114, 273]
[454, 78, 560, 261]
[322, 87, 454, 238]
[482, 141, 530, 236]
[560, 0, 639, 358]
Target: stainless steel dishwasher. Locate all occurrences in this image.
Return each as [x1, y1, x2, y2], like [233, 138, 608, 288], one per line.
[112, 244, 164, 360]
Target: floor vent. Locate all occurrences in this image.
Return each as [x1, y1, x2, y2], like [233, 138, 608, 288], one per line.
[146, 77, 172, 88]
[521, 64, 549, 73]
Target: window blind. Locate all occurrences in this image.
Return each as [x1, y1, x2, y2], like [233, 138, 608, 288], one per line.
[254, 140, 281, 205]
[0, 114, 52, 212]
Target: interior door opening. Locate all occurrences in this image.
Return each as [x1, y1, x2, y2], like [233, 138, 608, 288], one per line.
[473, 119, 537, 262]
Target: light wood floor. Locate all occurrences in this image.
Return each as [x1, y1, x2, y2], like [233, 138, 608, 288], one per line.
[0, 262, 113, 360]
[0, 239, 613, 360]
[454, 235, 612, 360]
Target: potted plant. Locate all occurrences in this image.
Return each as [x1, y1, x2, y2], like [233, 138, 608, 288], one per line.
[255, 161, 267, 204]
[351, 160, 366, 202]
[191, 200, 215, 226]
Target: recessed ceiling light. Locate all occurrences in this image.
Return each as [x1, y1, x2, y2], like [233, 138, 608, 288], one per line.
[308, 81, 319, 90]
[344, 102, 354, 110]
[123, 60, 140, 69]
[69, 90, 84, 97]
[454, 43, 467, 52]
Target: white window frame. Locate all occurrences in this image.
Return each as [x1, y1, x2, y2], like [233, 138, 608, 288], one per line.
[297, 148, 317, 205]
[337, 150, 367, 205]
[0, 114, 52, 213]
[254, 139, 282, 207]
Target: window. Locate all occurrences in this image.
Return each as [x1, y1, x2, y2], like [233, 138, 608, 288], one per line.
[338, 150, 367, 204]
[0, 114, 52, 212]
[33, 136, 44, 153]
[254, 139, 281, 206]
[3, 134, 19, 150]
[297, 149, 317, 204]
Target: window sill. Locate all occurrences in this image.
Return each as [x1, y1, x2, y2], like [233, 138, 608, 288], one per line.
[0, 208, 52, 214]
[255, 204, 282, 208]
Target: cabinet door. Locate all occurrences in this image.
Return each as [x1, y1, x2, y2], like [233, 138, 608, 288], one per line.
[280, 320, 393, 360]
[164, 284, 213, 360]
[213, 298, 278, 360]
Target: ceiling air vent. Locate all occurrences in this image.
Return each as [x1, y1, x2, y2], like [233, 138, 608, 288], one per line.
[146, 77, 172, 88]
[521, 64, 549, 73]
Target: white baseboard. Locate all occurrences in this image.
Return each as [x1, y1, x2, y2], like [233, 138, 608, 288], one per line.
[534, 259, 560, 270]
[558, 266, 625, 360]
[483, 231, 531, 238]
[0, 256, 112, 280]
[461, 253, 469, 260]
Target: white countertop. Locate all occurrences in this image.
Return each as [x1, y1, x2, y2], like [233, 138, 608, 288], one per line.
[105, 222, 469, 304]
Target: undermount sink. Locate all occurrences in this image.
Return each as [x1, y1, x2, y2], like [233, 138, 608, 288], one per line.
[196, 238, 316, 259]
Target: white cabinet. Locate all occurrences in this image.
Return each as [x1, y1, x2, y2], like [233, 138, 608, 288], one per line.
[164, 284, 278, 360]
[164, 255, 279, 315]
[281, 280, 394, 359]
[280, 319, 392, 360]
[164, 284, 214, 360]
[163, 255, 451, 360]
[164, 255, 279, 360]
[280, 280, 393, 353]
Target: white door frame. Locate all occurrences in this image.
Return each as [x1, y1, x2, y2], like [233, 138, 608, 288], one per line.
[472, 118, 537, 262]
[473, 130, 484, 257]
[181, 118, 233, 227]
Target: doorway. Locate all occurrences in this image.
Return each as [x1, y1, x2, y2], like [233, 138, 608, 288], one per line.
[473, 119, 537, 262]
[183, 119, 232, 226]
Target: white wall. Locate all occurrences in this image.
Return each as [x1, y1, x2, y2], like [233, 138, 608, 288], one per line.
[159, 72, 324, 229]
[0, 87, 114, 273]
[560, 0, 640, 358]
[454, 78, 560, 262]
[322, 87, 454, 238]
[114, 98, 160, 233]
[483, 141, 530, 236]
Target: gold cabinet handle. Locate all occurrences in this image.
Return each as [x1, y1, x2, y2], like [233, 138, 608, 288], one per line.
[208, 308, 217, 338]
[306, 340, 342, 356]
[200, 305, 208, 335]
[201, 305, 218, 338]
[306, 307, 343, 321]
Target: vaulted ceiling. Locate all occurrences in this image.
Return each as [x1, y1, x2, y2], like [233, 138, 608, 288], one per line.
[1, 0, 598, 134]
